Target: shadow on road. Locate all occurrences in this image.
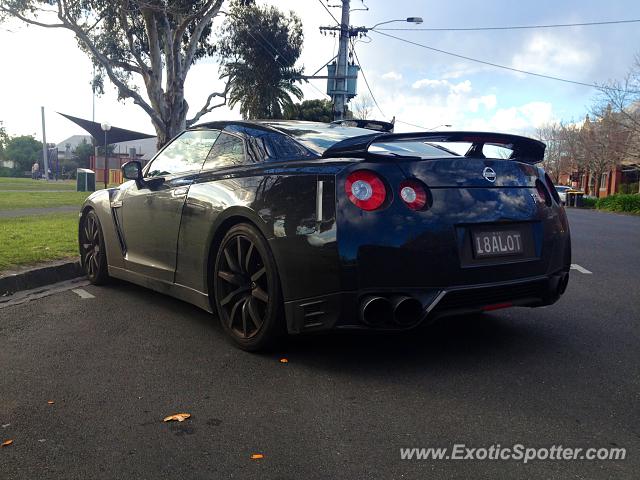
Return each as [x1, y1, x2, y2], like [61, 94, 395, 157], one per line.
[101, 279, 562, 377]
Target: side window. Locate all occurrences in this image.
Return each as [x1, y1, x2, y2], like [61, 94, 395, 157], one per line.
[146, 130, 220, 177]
[202, 133, 246, 170]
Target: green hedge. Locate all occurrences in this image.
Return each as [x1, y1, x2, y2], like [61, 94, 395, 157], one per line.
[581, 197, 597, 208]
[596, 194, 640, 214]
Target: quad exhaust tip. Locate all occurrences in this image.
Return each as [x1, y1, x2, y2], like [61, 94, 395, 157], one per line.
[391, 296, 424, 326]
[360, 294, 424, 327]
[360, 295, 393, 326]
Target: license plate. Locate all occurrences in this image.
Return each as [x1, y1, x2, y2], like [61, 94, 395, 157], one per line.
[472, 230, 524, 258]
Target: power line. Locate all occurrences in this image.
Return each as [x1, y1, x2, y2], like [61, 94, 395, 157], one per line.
[350, 40, 386, 118]
[374, 18, 640, 32]
[371, 30, 640, 95]
[317, 0, 340, 26]
[394, 119, 432, 130]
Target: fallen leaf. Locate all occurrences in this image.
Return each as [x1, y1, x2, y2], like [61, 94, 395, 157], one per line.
[250, 453, 264, 460]
[47, 400, 55, 405]
[163, 413, 191, 423]
[279, 358, 288, 363]
[1, 440, 13, 448]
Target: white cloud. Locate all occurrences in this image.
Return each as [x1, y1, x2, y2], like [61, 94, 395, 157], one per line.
[411, 78, 472, 94]
[511, 34, 595, 77]
[466, 102, 555, 133]
[381, 71, 402, 81]
[468, 94, 497, 112]
[412, 78, 448, 89]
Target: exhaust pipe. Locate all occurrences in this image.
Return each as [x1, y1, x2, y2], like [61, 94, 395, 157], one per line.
[360, 296, 392, 326]
[391, 296, 423, 326]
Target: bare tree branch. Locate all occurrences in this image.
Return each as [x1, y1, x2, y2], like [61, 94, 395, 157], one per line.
[187, 83, 230, 126]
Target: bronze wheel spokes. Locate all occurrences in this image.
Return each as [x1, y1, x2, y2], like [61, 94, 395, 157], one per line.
[81, 214, 101, 278]
[216, 234, 269, 339]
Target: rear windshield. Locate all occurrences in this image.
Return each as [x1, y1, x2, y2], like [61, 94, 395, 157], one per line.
[266, 121, 373, 154]
[370, 141, 457, 158]
[268, 121, 458, 158]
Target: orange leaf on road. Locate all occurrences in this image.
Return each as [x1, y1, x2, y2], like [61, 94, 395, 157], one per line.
[1, 440, 13, 448]
[163, 413, 191, 422]
[250, 453, 264, 460]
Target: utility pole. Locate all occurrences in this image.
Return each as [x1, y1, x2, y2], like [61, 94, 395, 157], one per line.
[40, 106, 49, 181]
[333, 0, 350, 121]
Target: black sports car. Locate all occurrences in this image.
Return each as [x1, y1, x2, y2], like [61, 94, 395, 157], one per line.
[79, 120, 570, 350]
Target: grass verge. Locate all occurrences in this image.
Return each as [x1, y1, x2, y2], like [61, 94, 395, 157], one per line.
[0, 213, 79, 271]
[0, 191, 89, 210]
[0, 177, 77, 191]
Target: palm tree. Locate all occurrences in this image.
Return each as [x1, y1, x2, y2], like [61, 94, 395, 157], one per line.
[219, 2, 304, 120]
[226, 63, 303, 119]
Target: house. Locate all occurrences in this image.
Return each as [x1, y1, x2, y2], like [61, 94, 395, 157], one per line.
[564, 112, 640, 197]
[56, 135, 93, 159]
[571, 160, 640, 197]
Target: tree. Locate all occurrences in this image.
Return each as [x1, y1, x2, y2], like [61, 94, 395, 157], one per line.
[72, 139, 94, 170]
[351, 94, 374, 120]
[536, 121, 576, 184]
[595, 53, 640, 161]
[577, 110, 630, 197]
[4, 135, 42, 172]
[218, 1, 303, 119]
[284, 99, 333, 123]
[0, 121, 8, 159]
[0, 1, 231, 147]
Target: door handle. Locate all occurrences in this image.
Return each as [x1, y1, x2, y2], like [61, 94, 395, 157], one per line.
[172, 186, 189, 198]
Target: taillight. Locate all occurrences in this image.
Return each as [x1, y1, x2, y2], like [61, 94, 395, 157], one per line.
[345, 170, 387, 211]
[535, 179, 551, 206]
[399, 179, 428, 210]
[544, 173, 561, 204]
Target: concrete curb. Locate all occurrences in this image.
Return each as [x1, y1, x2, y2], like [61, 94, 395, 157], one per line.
[0, 259, 84, 297]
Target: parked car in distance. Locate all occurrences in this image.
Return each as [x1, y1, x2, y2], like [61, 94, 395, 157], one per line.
[78, 121, 571, 351]
[555, 185, 572, 205]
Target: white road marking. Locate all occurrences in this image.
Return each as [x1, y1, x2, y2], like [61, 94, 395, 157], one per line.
[570, 264, 592, 274]
[72, 288, 95, 299]
[0, 278, 89, 309]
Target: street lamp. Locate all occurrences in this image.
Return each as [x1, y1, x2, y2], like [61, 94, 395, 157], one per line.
[368, 17, 423, 31]
[101, 122, 111, 189]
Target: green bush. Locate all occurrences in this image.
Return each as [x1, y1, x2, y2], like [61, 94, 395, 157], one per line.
[596, 194, 640, 214]
[0, 167, 23, 178]
[581, 196, 597, 208]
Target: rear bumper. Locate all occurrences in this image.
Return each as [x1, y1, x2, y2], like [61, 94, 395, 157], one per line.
[284, 270, 569, 334]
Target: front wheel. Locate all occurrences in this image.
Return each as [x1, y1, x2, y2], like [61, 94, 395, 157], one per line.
[213, 223, 284, 351]
[79, 210, 109, 285]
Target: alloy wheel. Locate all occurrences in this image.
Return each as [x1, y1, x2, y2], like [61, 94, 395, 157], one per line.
[215, 234, 270, 339]
[81, 213, 102, 279]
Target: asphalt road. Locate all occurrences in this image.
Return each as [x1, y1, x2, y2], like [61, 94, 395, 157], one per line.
[1, 209, 639, 479]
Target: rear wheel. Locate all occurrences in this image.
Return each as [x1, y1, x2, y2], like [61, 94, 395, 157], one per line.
[79, 210, 109, 285]
[213, 223, 284, 351]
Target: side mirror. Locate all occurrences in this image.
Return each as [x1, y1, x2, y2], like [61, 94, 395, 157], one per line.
[122, 161, 143, 181]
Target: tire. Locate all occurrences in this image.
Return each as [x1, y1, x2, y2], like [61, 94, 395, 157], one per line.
[213, 223, 284, 351]
[79, 210, 110, 285]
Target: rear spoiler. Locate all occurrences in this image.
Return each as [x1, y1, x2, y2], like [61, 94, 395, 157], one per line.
[321, 131, 546, 164]
[330, 119, 395, 132]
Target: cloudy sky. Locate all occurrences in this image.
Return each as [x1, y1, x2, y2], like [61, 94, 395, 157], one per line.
[1, 0, 639, 143]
